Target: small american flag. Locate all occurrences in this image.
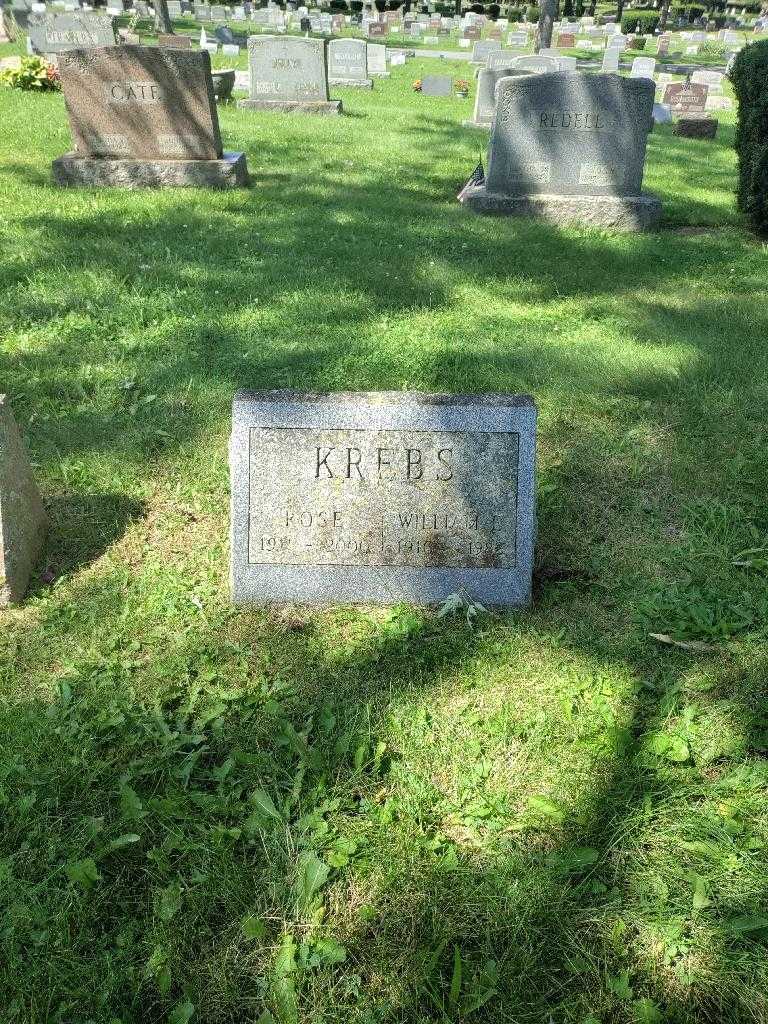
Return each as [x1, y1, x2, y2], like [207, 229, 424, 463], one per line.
[457, 160, 485, 201]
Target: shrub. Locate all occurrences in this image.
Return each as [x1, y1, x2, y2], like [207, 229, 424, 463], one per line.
[0, 56, 60, 91]
[670, 2, 705, 23]
[329, 0, 348, 9]
[525, 4, 540, 21]
[506, 6, 524, 19]
[620, 9, 659, 33]
[487, 3, 500, 16]
[562, 0, 574, 16]
[730, 39, 768, 234]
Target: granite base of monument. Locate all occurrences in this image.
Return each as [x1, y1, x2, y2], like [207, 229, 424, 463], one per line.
[230, 391, 536, 607]
[52, 150, 249, 189]
[328, 76, 373, 88]
[460, 185, 662, 231]
[238, 98, 342, 115]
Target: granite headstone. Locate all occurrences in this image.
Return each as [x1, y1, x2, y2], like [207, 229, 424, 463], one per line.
[53, 45, 248, 186]
[0, 395, 47, 608]
[327, 37, 371, 87]
[461, 71, 661, 229]
[239, 35, 340, 113]
[28, 10, 115, 53]
[230, 391, 537, 606]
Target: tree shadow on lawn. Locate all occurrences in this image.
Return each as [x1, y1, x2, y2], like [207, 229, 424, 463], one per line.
[3, 553, 768, 1023]
[0, 156, 758, 480]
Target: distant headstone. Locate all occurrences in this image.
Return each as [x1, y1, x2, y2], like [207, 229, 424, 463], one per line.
[328, 37, 371, 87]
[656, 34, 670, 55]
[486, 49, 517, 70]
[167, 0, 182, 15]
[467, 66, 529, 126]
[508, 54, 559, 72]
[0, 395, 47, 608]
[463, 25, 480, 40]
[630, 56, 655, 78]
[230, 391, 537, 607]
[602, 48, 619, 71]
[27, 9, 114, 53]
[159, 32, 192, 47]
[367, 19, 385, 36]
[663, 81, 708, 114]
[557, 31, 575, 46]
[421, 73, 452, 96]
[461, 71, 661, 230]
[366, 42, 388, 76]
[471, 39, 501, 62]
[239, 35, 340, 113]
[53, 45, 248, 186]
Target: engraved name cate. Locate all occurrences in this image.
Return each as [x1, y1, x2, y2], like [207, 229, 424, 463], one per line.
[106, 81, 165, 103]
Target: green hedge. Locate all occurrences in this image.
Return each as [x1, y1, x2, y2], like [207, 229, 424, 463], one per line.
[731, 39, 768, 235]
[525, 4, 540, 21]
[506, 6, 524, 18]
[670, 3, 705, 22]
[620, 9, 659, 32]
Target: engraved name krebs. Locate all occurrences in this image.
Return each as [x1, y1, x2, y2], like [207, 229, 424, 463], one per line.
[314, 443, 453, 481]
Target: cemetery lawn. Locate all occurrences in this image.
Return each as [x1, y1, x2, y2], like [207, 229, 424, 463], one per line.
[3, 56, 768, 1024]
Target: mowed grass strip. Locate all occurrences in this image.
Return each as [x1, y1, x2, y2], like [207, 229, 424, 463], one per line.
[1, 52, 768, 1024]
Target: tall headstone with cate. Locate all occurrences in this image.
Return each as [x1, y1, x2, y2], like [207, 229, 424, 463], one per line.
[328, 37, 371, 87]
[52, 46, 249, 187]
[239, 35, 341, 113]
[28, 10, 115, 54]
[230, 391, 537, 606]
[461, 72, 661, 230]
[0, 395, 47, 608]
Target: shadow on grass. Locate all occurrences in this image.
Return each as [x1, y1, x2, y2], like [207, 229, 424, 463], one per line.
[1, 87, 767, 1024]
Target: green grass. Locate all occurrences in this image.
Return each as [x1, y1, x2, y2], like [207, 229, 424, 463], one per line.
[2, 51, 768, 1024]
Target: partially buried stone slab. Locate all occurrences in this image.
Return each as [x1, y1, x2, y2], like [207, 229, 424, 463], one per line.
[673, 115, 718, 139]
[0, 395, 47, 607]
[461, 71, 662, 230]
[52, 46, 249, 188]
[239, 35, 341, 114]
[230, 391, 537, 606]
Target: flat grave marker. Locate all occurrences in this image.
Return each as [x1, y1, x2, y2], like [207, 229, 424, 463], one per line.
[230, 391, 537, 606]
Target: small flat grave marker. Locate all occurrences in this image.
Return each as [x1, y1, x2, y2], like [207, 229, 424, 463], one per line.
[421, 73, 452, 96]
[230, 391, 537, 606]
